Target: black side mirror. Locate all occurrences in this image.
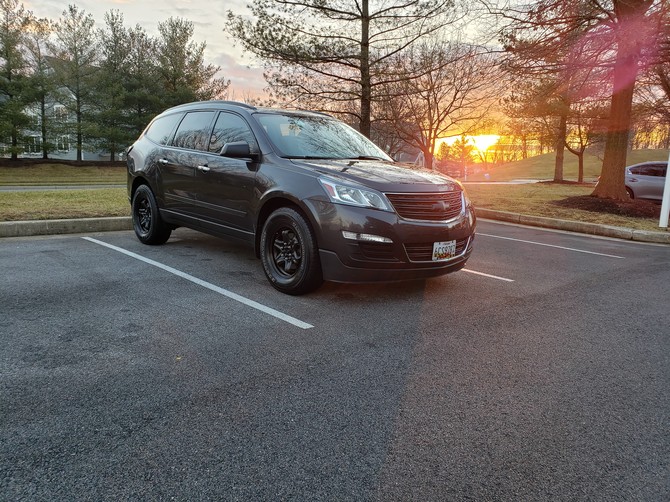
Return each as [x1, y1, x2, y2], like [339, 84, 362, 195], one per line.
[221, 141, 258, 160]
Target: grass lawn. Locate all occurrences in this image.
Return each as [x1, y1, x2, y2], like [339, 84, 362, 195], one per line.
[0, 158, 666, 233]
[465, 183, 662, 232]
[467, 149, 669, 182]
[0, 189, 129, 221]
[0, 162, 126, 185]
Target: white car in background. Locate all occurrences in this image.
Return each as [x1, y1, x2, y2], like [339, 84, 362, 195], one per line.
[625, 161, 667, 202]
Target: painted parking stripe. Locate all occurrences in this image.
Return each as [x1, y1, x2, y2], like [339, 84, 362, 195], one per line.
[82, 237, 314, 330]
[477, 233, 625, 259]
[462, 269, 514, 282]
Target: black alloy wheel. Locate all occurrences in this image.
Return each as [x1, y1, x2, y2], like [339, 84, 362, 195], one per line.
[260, 207, 323, 295]
[131, 184, 172, 245]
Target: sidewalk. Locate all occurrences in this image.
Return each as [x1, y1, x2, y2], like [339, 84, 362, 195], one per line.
[1, 211, 668, 244]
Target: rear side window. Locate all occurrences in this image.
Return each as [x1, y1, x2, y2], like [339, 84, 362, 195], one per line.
[145, 113, 182, 145]
[208, 112, 258, 153]
[630, 164, 667, 177]
[171, 111, 216, 151]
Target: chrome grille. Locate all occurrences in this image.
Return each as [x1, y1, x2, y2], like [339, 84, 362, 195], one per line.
[385, 191, 463, 221]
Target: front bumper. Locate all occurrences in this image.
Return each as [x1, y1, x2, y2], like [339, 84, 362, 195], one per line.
[304, 197, 476, 284]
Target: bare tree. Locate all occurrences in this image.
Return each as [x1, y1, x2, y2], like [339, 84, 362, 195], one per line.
[378, 40, 497, 170]
[591, 0, 663, 200]
[226, 0, 459, 138]
[485, 0, 665, 199]
[565, 100, 608, 182]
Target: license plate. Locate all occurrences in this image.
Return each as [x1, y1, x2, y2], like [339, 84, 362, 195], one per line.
[432, 240, 456, 261]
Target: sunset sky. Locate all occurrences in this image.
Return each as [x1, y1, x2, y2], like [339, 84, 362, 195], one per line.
[25, 0, 267, 97]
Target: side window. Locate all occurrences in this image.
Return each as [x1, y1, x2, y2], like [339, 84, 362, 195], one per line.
[652, 164, 667, 177]
[635, 165, 655, 176]
[145, 113, 183, 145]
[171, 111, 216, 151]
[209, 113, 258, 153]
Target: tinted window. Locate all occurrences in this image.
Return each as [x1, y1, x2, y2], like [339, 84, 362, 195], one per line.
[145, 113, 182, 145]
[652, 164, 667, 177]
[630, 164, 667, 177]
[171, 111, 216, 151]
[209, 113, 257, 153]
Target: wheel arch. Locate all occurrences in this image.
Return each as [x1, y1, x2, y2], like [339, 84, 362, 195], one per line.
[255, 195, 320, 258]
[130, 175, 152, 201]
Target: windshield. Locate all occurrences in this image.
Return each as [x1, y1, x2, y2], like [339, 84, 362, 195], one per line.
[255, 112, 392, 161]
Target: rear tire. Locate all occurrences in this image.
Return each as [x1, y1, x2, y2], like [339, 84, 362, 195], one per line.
[626, 187, 634, 199]
[260, 207, 323, 295]
[132, 184, 172, 245]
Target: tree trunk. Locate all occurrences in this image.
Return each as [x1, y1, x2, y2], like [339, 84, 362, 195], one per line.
[591, 62, 636, 199]
[76, 77, 83, 161]
[565, 142, 586, 183]
[76, 117, 83, 161]
[359, 0, 371, 138]
[423, 146, 433, 170]
[591, 0, 645, 200]
[554, 112, 567, 182]
[41, 98, 48, 159]
[578, 151, 584, 183]
[11, 127, 18, 161]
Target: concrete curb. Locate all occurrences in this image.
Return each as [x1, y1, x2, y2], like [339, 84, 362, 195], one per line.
[476, 209, 670, 244]
[1, 211, 668, 244]
[0, 216, 132, 238]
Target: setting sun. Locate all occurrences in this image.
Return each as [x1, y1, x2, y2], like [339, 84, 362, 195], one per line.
[438, 135, 501, 161]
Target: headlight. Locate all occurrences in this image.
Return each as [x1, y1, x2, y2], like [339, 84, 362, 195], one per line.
[319, 178, 391, 211]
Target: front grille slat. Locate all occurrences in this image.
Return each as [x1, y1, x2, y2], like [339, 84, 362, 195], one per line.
[385, 191, 463, 221]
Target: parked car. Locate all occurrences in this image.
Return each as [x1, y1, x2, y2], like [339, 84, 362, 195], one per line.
[126, 101, 476, 294]
[625, 161, 667, 202]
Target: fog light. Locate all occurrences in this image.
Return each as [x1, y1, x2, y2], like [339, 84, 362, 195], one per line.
[342, 231, 393, 243]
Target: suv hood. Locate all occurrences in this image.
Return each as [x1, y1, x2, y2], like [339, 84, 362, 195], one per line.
[292, 158, 459, 191]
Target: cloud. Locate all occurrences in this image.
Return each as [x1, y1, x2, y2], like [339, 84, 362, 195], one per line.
[26, 0, 269, 98]
[213, 53, 268, 98]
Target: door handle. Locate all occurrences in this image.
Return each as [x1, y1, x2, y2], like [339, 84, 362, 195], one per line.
[158, 158, 168, 165]
[197, 165, 210, 172]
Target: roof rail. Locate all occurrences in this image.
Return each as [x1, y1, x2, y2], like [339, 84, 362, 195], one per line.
[196, 100, 257, 110]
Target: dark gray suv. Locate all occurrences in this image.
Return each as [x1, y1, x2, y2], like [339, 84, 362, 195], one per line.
[127, 101, 476, 294]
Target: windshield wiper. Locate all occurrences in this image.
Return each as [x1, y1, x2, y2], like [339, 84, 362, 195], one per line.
[348, 155, 388, 161]
[284, 155, 334, 160]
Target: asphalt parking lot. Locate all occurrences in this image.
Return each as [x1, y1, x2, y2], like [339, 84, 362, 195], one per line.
[2, 221, 669, 501]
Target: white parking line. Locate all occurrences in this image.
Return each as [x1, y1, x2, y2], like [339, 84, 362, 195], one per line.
[462, 269, 515, 282]
[82, 237, 314, 330]
[477, 233, 625, 259]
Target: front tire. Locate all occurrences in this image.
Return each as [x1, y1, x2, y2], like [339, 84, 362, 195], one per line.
[260, 207, 323, 295]
[131, 184, 172, 245]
